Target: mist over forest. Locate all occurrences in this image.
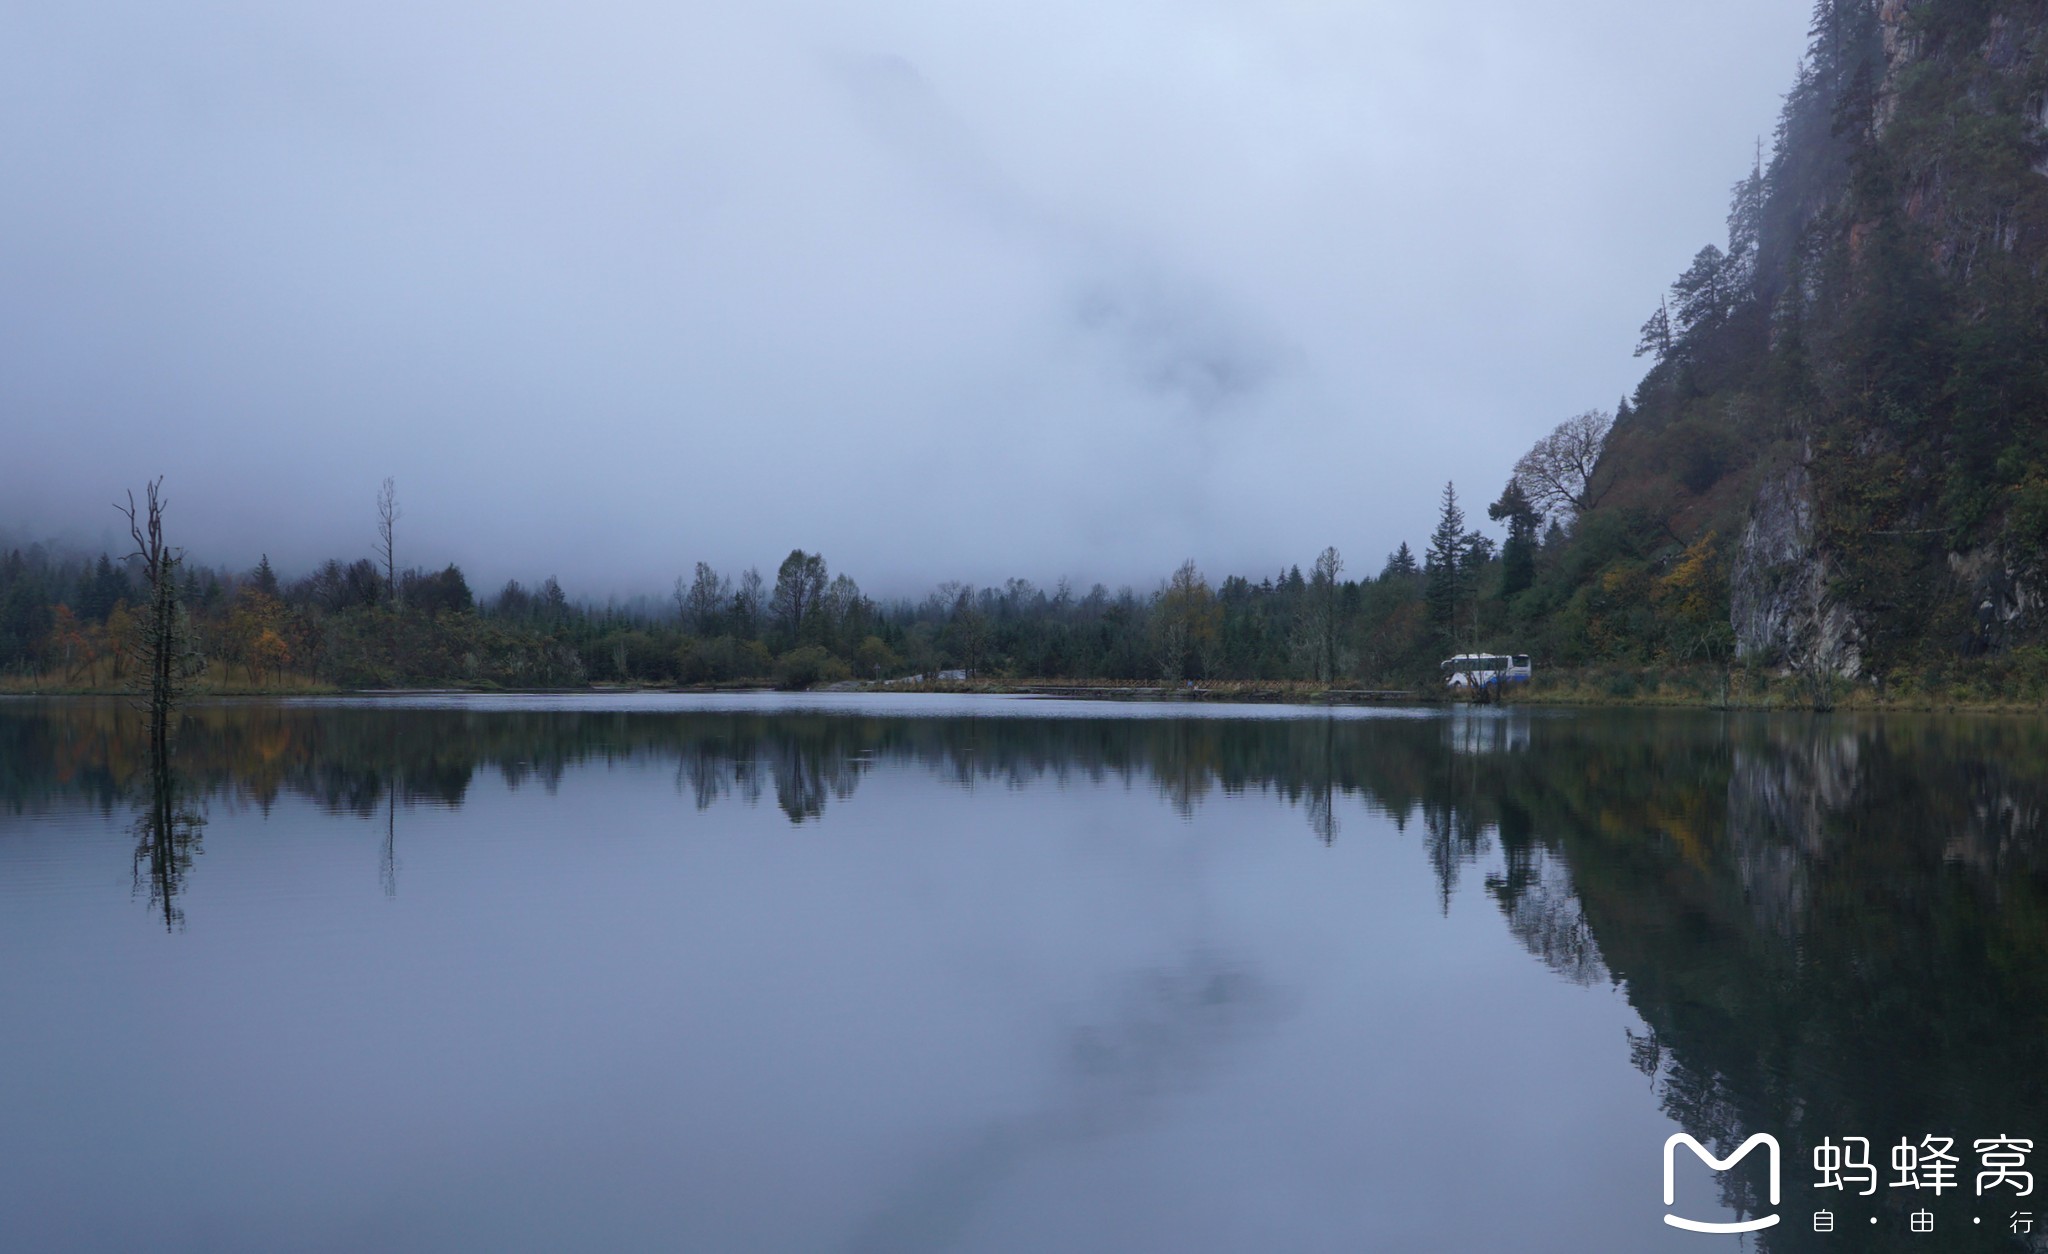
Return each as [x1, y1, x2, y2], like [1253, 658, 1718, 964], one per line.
[0, 1, 1810, 594]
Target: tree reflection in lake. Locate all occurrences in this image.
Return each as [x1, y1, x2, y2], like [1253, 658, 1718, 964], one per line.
[129, 756, 204, 931]
[5, 697, 2047, 1249]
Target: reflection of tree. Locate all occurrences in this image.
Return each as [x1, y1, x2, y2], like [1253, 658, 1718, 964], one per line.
[1490, 848, 1605, 986]
[1303, 716, 1338, 845]
[1420, 800, 1491, 916]
[131, 760, 205, 931]
[1419, 718, 1500, 914]
[1305, 787, 1337, 846]
[677, 745, 732, 811]
[1151, 720, 1216, 819]
[381, 785, 398, 898]
[0, 703, 1512, 843]
[767, 733, 835, 824]
[1485, 798, 1606, 984]
[382, 719, 400, 897]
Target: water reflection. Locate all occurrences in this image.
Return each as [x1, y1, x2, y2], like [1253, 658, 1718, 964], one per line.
[5, 698, 2048, 1250]
[853, 949, 1278, 1254]
[129, 759, 205, 931]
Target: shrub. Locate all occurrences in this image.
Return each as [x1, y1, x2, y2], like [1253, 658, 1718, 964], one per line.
[774, 645, 851, 690]
[855, 635, 902, 679]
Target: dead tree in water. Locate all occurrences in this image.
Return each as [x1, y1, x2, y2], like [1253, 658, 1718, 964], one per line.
[118, 478, 198, 768]
[116, 480, 208, 929]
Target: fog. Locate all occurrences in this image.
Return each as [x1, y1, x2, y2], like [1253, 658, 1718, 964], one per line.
[1, 0, 1813, 596]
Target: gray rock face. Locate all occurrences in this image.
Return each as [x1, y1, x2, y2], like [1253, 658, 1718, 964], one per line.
[1730, 463, 1862, 676]
[1874, 0, 1921, 134]
[1949, 545, 2043, 651]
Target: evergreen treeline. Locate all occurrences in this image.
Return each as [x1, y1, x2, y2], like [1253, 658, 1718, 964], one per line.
[0, 518, 1536, 690]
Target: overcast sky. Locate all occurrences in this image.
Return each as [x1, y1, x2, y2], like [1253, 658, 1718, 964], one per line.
[1, 0, 1814, 597]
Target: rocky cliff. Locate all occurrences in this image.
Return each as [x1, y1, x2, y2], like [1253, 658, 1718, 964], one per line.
[1581, 0, 2048, 678]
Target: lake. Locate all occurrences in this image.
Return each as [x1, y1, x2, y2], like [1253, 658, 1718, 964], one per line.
[2, 694, 2044, 1252]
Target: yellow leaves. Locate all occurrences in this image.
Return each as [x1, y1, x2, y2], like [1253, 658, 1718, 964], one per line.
[226, 590, 294, 685]
[1655, 532, 1722, 627]
[44, 604, 102, 683]
[252, 628, 290, 671]
[252, 719, 294, 764]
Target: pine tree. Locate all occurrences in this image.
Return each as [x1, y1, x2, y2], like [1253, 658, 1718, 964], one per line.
[1487, 479, 1540, 599]
[1382, 542, 1420, 579]
[1724, 150, 1765, 300]
[1424, 482, 1466, 647]
[1670, 245, 1731, 339]
[1635, 296, 1674, 360]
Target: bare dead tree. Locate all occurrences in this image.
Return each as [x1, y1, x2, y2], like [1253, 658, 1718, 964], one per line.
[117, 478, 199, 771]
[376, 476, 401, 604]
[1512, 409, 1614, 522]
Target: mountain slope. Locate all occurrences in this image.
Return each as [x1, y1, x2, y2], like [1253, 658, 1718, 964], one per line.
[1562, 0, 2048, 682]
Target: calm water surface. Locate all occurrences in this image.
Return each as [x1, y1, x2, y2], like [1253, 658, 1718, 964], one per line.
[2, 694, 2045, 1252]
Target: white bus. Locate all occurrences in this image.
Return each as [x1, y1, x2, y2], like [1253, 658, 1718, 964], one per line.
[1441, 653, 1532, 690]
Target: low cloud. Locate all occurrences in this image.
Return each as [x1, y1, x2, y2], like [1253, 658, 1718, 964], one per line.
[0, 0, 1811, 596]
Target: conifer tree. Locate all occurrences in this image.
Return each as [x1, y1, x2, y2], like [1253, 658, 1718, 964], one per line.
[1488, 479, 1540, 599]
[1382, 542, 1420, 579]
[1635, 297, 1674, 361]
[1424, 482, 1466, 648]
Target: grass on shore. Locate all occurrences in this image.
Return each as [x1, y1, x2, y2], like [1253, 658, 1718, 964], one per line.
[900, 662, 2048, 714]
[1512, 657, 2048, 714]
[0, 659, 340, 698]
[10, 654, 2048, 714]
[878, 676, 1402, 696]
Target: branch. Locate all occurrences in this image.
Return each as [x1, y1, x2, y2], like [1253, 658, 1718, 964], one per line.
[118, 491, 144, 560]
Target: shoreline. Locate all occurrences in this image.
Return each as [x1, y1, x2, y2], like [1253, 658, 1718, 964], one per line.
[6, 669, 2048, 715]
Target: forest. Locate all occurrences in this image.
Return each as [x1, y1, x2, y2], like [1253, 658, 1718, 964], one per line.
[0, 466, 1595, 693]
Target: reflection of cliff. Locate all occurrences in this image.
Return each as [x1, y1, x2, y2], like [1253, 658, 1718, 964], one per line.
[1722, 727, 1860, 937]
[1543, 716, 2048, 1253]
[1490, 844, 1606, 987]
